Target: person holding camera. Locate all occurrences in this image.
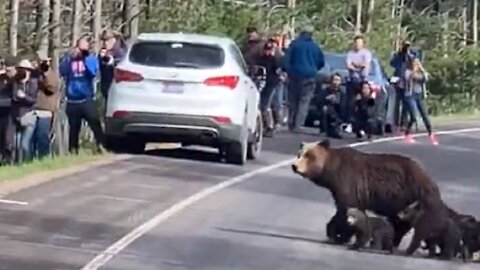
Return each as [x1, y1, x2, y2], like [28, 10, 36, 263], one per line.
[389, 41, 418, 130]
[99, 30, 127, 102]
[345, 35, 372, 131]
[32, 52, 60, 159]
[12, 59, 39, 162]
[0, 56, 18, 164]
[353, 82, 376, 141]
[59, 34, 104, 154]
[403, 58, 437, 145]
[255, 41, 285, 137]
[318, 73, 343, 139]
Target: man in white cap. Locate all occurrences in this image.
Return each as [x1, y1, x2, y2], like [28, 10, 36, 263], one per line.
[283, 24, 325, 133]
[12, 58, 39, 162]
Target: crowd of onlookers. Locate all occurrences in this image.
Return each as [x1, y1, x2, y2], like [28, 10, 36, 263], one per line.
[243, 25, 438, 145]
[0, 25, 439, 166]
[0, 30, 126, 166]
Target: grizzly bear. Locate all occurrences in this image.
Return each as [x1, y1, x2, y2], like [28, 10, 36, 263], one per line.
[291, 139, 442, 247]
[423, 205, 480, 259]
[346, 208, 395, 252]
[398, 201, 466, 260]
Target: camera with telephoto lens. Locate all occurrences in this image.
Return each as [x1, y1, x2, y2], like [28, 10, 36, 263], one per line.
[367, 98, 375, 107]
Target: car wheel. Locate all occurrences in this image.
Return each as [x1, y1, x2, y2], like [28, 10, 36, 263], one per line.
[105, 135, 146, 154]
[225, 127, 248, 165]
[247, 112, 263, 160]
[105, 135, 126, 153]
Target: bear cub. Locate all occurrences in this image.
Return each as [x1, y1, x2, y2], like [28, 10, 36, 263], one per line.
[346, 208, 395, 252]
[398, 201, 466, 260]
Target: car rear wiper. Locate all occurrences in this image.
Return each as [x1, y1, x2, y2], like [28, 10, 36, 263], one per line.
[172, 62, 201, 69]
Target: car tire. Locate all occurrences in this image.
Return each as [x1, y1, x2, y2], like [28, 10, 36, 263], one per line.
[105, 135, 146, 154]
[247, 112, 263, 160]
[105, 135, 125, 153]
[225, 127, 248, 165]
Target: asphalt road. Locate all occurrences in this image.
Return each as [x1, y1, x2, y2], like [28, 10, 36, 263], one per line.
[0, 125, 479, 270]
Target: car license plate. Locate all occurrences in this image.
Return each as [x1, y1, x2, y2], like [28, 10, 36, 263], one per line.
[162, 83, 184, 94]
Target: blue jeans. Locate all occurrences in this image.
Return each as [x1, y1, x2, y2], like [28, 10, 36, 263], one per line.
[35, 117, 52, 159]
[404, 94, 432, 135]
[270, 83, 284, 124]
[16, 122, 36, 162]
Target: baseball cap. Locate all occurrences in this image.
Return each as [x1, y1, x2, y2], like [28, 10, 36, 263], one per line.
[17, 59, 34, 70]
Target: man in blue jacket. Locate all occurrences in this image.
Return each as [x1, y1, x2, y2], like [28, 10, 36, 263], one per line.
[283, 25, 325, 133]
[59, 34, 104, 154]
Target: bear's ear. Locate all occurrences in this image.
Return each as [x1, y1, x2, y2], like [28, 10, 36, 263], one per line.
[317, 139, 330, 149]
[300, 142, 306, 149]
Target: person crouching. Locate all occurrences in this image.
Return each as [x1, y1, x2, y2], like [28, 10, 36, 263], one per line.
[320, 73, 343, 139]
[353, 82, 376, 141]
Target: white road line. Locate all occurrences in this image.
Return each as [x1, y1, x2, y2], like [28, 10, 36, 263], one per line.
[95, 195, 150, 204]
[80, 127, 480, 270]
[0, 199, 29, 205]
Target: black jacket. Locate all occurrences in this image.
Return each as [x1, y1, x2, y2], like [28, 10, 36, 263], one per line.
[12, 78, 39, 118]
[255, 53, 283, 87]
[355, 96, 376, 119]
[0, 74, 12, 112]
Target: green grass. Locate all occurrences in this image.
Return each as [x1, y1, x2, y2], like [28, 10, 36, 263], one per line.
[431, 111, 480, 124]
[0, 151, 109, 183]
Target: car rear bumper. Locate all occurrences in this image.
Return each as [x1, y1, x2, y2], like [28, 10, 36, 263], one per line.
[105, 112, 243, 145]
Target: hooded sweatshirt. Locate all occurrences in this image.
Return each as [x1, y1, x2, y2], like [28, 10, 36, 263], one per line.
[59, 51, 98, 102]
[283, 32, 325, 79]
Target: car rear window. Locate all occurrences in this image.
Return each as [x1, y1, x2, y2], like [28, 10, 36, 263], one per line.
[129, 41, 225, 69]
[324, 53, 378, 76]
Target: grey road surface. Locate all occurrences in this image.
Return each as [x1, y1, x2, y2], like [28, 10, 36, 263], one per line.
[0, 126, 479, 270]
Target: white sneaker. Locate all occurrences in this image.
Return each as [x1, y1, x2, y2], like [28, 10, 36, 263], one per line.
[345, 124, 353, 133]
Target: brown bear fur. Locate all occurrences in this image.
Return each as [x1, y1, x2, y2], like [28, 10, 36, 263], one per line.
[292, 139, 442, 247]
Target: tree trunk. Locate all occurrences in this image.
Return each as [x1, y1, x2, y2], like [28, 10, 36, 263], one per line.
[355, 0, 363, 34]
[38, 0, 51, 55]
[0, 1, 6, 53]
[394, 0, 405, 51]
[473, 0, 478, 45]
[440, 3, 449, 56]
[366, 0, 375, 33]
[51, 0, 61, 71]
[71, 0, 83, 46]
[93, 0, 102, 51]
[9, 0, 19, 56]
[128, 0, 140, 40]
[461, 1, 468, 47]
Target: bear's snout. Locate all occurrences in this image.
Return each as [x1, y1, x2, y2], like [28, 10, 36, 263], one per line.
[291, 164, 298, 173]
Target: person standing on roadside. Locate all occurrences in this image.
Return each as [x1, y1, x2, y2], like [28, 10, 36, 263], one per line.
[33, 52, 60, 159]
[283, 25, 325, 133]
[268, 33, 287, 128]
[0, 56, 18, 164]
[255, 41, 284, 137]
[12, 59, 39, 162]
[59, 34, 104, 154]
[389, 41, 418, 130]
[241, 26, 265, 66]
[99, 30, 127, 102]
[345, 35, 373, 132]
[403, 58, 437, 145]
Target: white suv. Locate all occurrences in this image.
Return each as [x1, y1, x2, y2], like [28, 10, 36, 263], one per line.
[104, 33, 262, 165]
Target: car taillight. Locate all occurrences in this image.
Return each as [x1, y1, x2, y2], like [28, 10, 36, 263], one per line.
[210, 116, 232, 124]
[112, 110, 130, 118]
[114, 68, 143, 83]
[204, 76, 239, 90]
